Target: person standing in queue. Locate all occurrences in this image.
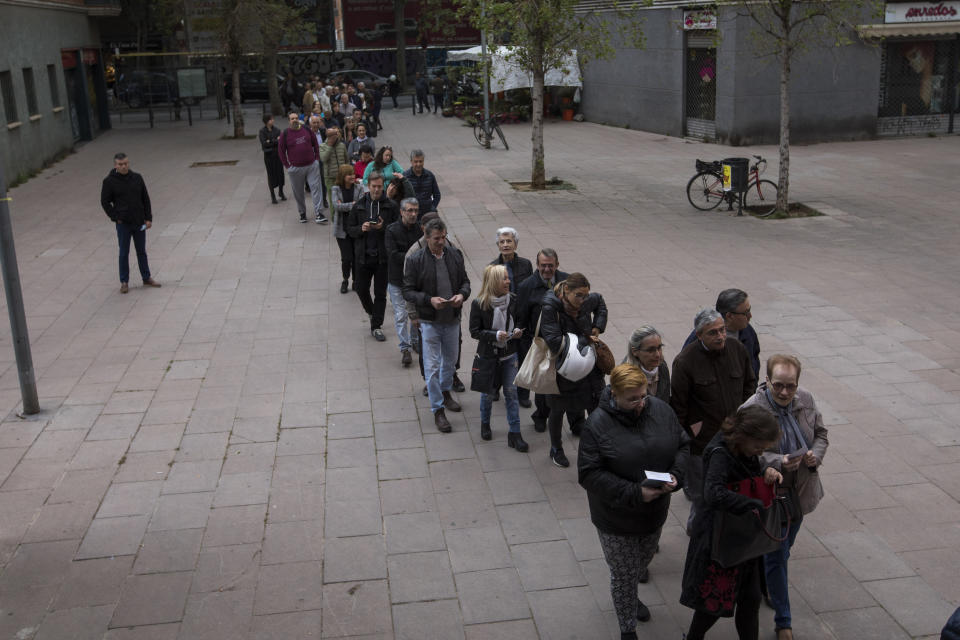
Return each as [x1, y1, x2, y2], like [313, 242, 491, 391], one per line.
[539, 273, 608, 467]
[258, 114, 286, 204]
[578, 363, 689, 639]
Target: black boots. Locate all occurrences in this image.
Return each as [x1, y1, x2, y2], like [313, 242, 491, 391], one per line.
[480, 423, 492, 440]
[277, 186, 287, 201]
[507, 432, 529, 452]
[270, 188, 278, 204]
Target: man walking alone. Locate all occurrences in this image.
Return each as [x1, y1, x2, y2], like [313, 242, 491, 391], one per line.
[100, 153, 161, 294]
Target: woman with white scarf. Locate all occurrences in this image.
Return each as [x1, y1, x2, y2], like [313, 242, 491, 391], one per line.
[469, 265, 529, 451]
[740, 354, 828, 640]
[622, 325, 670, 402]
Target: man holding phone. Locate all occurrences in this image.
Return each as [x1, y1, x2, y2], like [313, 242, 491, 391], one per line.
[402, 217, 471, 432]
[347, 171, 398, 341]
[101, 152, 161, 294]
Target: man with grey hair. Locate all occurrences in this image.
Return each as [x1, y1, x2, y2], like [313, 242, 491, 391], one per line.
[671, 307, 757, 531]
[683, 288, 760, 378]
[404, 150, 441, 216]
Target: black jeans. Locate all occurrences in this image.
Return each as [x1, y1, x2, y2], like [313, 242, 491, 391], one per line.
[546, 396, 586, 450]
[116, 222, 150, 283]
[432, 93, 442, 112]
[355, 258, 387, 329]
[687, 559, 761, 640]
[335, 237, 354, 281]
[415, 92, 428, 113]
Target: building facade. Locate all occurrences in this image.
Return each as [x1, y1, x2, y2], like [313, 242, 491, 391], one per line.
[0, 0, 116, 189]
[580, 1, 959, 144]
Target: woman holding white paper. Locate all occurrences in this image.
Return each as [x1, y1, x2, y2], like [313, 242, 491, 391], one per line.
[740, 354, 828, 640]
[577, 363, 690, 639]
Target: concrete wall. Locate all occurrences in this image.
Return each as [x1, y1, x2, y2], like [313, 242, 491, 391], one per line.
[580, 10, 685, 137]
[0, 4, 100, 188]
[718, 9, 881, 145]
[580, 7, 882, 145]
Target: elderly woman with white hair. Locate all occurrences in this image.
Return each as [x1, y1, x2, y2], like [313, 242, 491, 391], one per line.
[489, 227, 534, 405]
[623, 325, 670, 403]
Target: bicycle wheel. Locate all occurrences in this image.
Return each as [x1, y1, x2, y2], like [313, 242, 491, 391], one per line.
[686, 172, 725, 211]
[473, 121, 484, 146]
[493, 123, 509, 150]
[743, 179, 779, 217]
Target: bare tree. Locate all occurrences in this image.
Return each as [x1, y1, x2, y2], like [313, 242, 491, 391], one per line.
[458, 0, 643, 189]
[734, 0, 879, 212]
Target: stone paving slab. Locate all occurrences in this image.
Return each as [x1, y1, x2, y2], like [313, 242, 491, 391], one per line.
[0, 105, 958, 638]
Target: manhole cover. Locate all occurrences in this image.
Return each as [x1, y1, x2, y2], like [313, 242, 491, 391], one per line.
[190, 160, 238, 167]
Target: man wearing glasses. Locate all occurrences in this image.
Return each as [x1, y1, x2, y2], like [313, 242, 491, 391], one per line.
[671, 308, 757, 533]
[682, 288, 760, 378]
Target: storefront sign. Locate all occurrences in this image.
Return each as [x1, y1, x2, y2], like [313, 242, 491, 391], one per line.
[885, 0, 960, 22]
[61, 50, 78, 70]
[683, 9, 717, 30]
[342, 0, 479, 49]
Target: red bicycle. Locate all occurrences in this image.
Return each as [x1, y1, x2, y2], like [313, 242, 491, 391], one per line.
[686, 155, 778, 217]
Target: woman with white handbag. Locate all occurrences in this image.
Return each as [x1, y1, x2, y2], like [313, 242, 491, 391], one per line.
[537, 273, 607, 468]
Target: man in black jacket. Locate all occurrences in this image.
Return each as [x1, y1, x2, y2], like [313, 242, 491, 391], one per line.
[403, 150, 441, 216]
[385, 198, 422, 367]
[402, 217, 471, 432]
[347, 171, 399, 341]
[517, 249, 568, 430]
[100, 153, 161, 294]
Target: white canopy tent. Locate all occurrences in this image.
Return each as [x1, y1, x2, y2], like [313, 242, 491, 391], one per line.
[446, 46, 582, 92]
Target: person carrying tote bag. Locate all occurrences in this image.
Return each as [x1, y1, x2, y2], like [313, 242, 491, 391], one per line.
[515, 312, 559, 395]
[680, 405, 783, 640]
[469, 265, 529, 452]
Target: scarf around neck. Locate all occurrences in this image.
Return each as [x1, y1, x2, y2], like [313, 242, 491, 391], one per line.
[491, 294, 513, 347]
[765, 388, 810, 454]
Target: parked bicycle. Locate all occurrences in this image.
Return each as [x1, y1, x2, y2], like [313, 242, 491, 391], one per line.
[473, 111, 509, 150]
[686, 155, 778, 217]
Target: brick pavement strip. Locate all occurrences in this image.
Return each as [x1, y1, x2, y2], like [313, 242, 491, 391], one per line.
[0, 106, 959, 637]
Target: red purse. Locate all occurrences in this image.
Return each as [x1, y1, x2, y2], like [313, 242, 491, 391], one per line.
[726, 476, 776, 508]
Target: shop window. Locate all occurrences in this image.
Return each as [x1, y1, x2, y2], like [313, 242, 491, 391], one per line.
[23, 68, 39, 116]
[879, 40, 958, 117]
[0, 70, 17, 123]
[47, 64, 61, 108]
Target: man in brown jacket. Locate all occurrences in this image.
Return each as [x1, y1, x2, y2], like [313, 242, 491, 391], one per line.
[671, 307, 757, 532]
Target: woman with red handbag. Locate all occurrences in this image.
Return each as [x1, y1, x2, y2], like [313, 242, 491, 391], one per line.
[680, 405, 783, 640]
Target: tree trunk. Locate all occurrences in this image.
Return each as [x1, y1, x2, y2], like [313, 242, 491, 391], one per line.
[395, 0, 407, 87]
[531, 66, 546, 189]
[266, 51, 282, 116]
[232, 66, 245, 137]
[776, 47, 790, 213]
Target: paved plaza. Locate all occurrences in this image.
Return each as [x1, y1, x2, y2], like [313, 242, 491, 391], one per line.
[0, 103, 959, 639]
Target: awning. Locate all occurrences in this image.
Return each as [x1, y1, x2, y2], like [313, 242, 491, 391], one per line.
[446, 46, 582, 91]
[857, 21, 960, 39]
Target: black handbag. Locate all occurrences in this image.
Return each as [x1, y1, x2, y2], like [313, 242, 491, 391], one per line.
[711, 485, 791, 568]
[470, 354, 500, 394]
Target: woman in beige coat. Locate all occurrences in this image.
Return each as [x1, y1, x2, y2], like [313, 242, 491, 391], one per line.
[740, 354, 828, 640]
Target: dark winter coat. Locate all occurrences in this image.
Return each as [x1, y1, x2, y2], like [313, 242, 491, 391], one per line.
[101, 169, 152, 226]
[539, 290, 608, 406]
[346, 193, 399, 266]
[684, 323, 761, 379]
[670, 338, 757, 456]
[578, 387, 690, 536]
[680, 431, 773, 616]
[403, 167, 441, 214]
[469, 294, 520, 360]
[489, 254, 533, 296]
[516, 270, 569, 332]
[385, 219, 422, 286]
[402, 245, 471, 323]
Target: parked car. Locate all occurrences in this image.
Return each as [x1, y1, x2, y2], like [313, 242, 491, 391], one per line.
[224, 71, 286, 103]
[116, 71, 179, 107]
[332, 69, 390, 88]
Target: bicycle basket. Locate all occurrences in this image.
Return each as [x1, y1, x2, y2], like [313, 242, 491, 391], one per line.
[695, 159, 722, 173]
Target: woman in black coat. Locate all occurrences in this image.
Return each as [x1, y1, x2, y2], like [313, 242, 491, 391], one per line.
[258, 114, 285, 204]
[539, 272, 607, 468]
[468, 265, 528, 451]
[578, 363, 689, 639]
[622, 325, 670, 402]
[680, 405, 783, 640]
